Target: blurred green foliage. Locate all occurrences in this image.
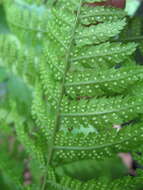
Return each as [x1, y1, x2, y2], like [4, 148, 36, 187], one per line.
[0, 5, 9, 33]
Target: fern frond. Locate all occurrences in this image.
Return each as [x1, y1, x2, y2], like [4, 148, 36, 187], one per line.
[38, 0, 140, 173]
[2, 0, 143, 188]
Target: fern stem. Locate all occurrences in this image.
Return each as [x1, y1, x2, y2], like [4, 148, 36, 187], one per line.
[41, 1, 83, 189]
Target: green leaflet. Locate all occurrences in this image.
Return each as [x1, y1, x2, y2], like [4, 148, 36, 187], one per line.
[60, 95, 143, 129]
[80, 6, 126, 25]
[75, 19, 126, 47]
[71, 42, 137, 69]
[65, 66, 143, 97]
[54, 124, 143, 163]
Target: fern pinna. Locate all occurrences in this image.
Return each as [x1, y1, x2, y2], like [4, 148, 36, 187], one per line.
[1, 0, 143, 189]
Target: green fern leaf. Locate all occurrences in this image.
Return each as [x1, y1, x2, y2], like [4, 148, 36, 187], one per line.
[54, 124, 143, 163]
[60, 95, 143, 129]
[65, 65, 143, 97]
[76, 19, 126, 47]
[80, 6, 126, 25]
